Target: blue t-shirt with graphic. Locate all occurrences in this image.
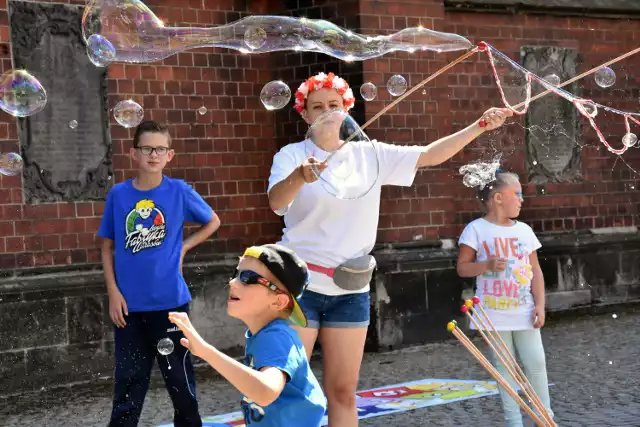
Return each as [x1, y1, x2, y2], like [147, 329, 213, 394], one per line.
[97, 176, 213, 312]
[241, 319, 326, 426]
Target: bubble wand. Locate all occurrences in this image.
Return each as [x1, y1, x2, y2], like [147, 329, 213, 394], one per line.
[461, 300, 555, 426]
[447, 321, 549, 427]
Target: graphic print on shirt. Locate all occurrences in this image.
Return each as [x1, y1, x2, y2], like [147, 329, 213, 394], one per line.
[124, 199, 167, 254]
[240, 354, 266, 424]
[479, 237, 533, 310]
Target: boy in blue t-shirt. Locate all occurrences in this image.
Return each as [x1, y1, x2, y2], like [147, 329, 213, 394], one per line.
[98, 120, 220, 427]
[168, 244, 327, 427]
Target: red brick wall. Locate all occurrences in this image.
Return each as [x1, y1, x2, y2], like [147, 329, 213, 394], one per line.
[1, 0, 639, 270]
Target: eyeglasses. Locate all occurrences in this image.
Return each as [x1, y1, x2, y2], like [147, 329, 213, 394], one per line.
[137, 146, 170, 156]
[234, 269, 285, 294]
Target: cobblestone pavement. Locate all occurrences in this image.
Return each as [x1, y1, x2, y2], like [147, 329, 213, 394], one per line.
[3, 305, 640, 426]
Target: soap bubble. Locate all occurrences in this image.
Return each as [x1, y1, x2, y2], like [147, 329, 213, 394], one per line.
[157, 338, 174, 356]
[0, 69, 47, 117]
[595, 67, 616, 88]
[114, 100, 144, 128]
[612, 313, 618, 319]
[244, 26, 267, 50]
[260, 80, 291, 110]
[86, 34, 116, 67]
[81, 0, 472, 64]
[387, 75, 407, 97]
[543, 74, 561, 86]
[622, 133, 637, 148]
[304, 109, 379, 200]
[459, 154, 502, 190]
[69, 120, 78, 129]
[197, 106, 207, 115]
[360, 82, 377, 101]
[0, 152, 23, 176]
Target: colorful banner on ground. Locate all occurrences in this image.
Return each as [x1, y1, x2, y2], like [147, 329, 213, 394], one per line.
[157, 378, 501, 427]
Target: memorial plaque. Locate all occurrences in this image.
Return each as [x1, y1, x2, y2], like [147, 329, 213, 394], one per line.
[521, 46, 582, 184]
[9, 1, 112, 203]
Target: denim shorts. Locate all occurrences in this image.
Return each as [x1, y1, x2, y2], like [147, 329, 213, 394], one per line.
[297, 290, 371, 329]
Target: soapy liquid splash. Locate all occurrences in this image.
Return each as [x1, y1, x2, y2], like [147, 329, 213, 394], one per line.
[81, 0, 473, 64]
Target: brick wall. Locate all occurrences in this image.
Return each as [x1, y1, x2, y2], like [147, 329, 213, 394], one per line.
[1, 0, 639, 271]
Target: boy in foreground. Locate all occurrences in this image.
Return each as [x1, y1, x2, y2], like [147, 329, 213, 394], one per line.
[99, 120, 220, 426]
[168, 244, 327, 426]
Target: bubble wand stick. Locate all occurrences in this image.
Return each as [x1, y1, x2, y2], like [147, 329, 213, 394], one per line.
[461, 301, 555, 426]
[447, 321, 549, 427]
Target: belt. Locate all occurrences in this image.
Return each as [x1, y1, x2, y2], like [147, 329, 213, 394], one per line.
[307, 263, 336, 278]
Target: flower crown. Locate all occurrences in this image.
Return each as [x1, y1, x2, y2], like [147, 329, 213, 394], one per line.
[293, 72, 356, 114]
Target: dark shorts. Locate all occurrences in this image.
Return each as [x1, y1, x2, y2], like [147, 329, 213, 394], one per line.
[297, 290, 371, 329]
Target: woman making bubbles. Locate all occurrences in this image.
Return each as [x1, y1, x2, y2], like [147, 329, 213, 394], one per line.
[267, 71, 511, 426]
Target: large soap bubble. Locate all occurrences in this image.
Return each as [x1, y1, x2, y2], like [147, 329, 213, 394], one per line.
[81, 0, 472, 64]
[0, 70, 47, 117]
[304, 109, 379, 200]
[114, 99, 144, 128]
[260, 81, 291, 110]
[0, 152, 24, 176]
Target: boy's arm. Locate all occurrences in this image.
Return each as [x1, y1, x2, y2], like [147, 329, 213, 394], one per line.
[101, 237, 128, 328]
[168, 312, 286, 406]
[200, 344, 287, 406]
[183, 212, 220, 254]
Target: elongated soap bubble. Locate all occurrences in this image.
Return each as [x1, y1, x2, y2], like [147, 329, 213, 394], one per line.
[0, 152, 23, 176]
[81, 0, 472, 64]
[0, 70, 47, 117]
[304, 109, 379, 200]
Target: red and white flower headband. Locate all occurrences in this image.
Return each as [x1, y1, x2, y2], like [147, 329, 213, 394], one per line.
[293, 72, 356, 114]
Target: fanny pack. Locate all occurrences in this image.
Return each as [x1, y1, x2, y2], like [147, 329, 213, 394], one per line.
[308, 255, 377, 291]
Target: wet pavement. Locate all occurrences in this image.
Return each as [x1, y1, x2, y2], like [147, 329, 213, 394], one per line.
[2, 305, 640, 426]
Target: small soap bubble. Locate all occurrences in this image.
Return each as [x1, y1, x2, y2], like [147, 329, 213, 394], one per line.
[608, 361, 613, 365]
[543, 74, 561, 86]
[157, 338, 174, 356]
[197, 106, 207, 115]
[114, 100, 144, 128]
[0, 69, 47, 117]
[360, 82, 377, 101]
[533, 161, 538, 165]
[0, 152, 23, 176]
[421, 89, 427, 95]
[612, 313, 618, 319]
[260, 80, 291, 110]
[86, 34, 116, 67]
[244, 26, 267, 50]
[69, 120, 78, 129]
[595, 67, 616, 88]
[387, 75, 407, 97]
[582, 101, 598, 118]
[622, 133, 637, 148]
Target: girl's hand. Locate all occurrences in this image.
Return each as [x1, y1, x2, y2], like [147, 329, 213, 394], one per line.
[479, 107, 513, 131]
[533, 305, 546, 328]
[487, 258, 507, 272]
[299, 157, 327, 183]
[168, 312, 209, 358]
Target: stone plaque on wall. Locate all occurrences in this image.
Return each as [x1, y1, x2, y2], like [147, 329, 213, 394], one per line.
[9, 1, 112, 203]
[521, 46, 582, 184]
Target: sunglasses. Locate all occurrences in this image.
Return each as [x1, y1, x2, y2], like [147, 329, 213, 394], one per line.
[234, 269, 285, 294]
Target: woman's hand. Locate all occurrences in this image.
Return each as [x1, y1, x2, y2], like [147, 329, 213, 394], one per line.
[299, 157, 328, 183]
[168, 312, 210, 358]
[479, 107, 513, 131]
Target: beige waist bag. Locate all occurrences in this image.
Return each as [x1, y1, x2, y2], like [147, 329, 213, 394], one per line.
[333, 255, 377, 291]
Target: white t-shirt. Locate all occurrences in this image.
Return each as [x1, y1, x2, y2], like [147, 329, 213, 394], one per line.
[268, 139, 424, 296]
[458, 218, 542, 331]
